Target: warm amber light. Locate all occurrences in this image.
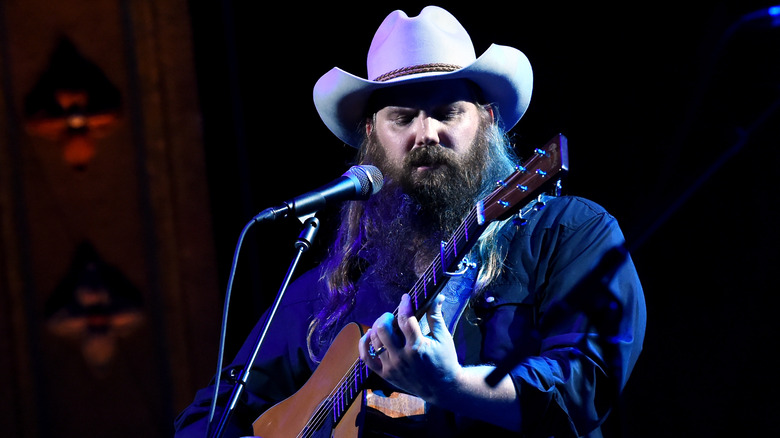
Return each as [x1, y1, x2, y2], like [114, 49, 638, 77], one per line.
[62, 134, 96, 169]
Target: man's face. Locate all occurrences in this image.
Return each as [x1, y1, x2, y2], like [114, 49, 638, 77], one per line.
[368, 80, 485, 188]
[361, 79, 499, 246]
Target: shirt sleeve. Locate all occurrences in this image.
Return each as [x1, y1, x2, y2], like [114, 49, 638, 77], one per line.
[476, 196, 646, 437]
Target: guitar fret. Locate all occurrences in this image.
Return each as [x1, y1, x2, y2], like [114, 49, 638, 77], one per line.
[354, 362, 360, 392]
[335, 390, 342, 421]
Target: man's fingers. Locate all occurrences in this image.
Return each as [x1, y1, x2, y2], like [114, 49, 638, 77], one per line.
[426, 293, 449, 340]
[396, 293, 424, 343]
[372, 312, 401, 351]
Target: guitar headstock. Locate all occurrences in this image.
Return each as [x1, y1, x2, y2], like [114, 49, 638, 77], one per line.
[479, 134, 569, 223]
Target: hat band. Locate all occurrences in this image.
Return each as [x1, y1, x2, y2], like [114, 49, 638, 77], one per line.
[373, 63, 462, 82]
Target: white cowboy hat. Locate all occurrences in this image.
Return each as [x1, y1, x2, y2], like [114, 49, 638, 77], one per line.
[313, 5, 533, 148]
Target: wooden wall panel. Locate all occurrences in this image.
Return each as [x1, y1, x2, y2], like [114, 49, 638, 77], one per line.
[0, 1, 221, 436]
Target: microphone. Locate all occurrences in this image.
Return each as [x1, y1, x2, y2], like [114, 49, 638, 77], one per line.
[253, 165, 384, 222]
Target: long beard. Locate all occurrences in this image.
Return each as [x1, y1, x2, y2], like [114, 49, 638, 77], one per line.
[358, 124, 503, 290]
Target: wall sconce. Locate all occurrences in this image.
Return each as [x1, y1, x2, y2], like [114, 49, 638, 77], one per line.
[45, 241, 144, 372]
[24, 37, 121, 171]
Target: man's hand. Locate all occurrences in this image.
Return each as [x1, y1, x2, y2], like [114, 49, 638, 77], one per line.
[358, 292, 522, 432]
[358, 293, 461, 402]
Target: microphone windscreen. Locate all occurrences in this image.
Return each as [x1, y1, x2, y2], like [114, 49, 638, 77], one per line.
[346, 165, 384, 196]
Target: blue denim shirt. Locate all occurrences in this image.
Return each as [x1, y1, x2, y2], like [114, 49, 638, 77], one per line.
[174, 195, 646, 437]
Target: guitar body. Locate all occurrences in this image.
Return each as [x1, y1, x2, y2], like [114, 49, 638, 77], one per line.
[253, 323, 367, 438]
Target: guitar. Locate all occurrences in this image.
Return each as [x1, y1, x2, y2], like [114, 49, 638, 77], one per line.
[251, 134, 569, 437]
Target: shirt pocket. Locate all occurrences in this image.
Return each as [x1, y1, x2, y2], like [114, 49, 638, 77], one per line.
[473, 281, 540, 363]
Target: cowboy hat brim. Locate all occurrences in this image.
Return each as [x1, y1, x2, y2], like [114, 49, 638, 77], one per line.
[313, 43, 533, 148]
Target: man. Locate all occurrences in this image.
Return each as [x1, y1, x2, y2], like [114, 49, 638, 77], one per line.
[175, 6, 646, 437]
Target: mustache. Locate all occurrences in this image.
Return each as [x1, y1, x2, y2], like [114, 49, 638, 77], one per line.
[405, 145, 458, 168]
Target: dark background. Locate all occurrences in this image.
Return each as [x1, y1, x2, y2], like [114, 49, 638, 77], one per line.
[187, 2, 780, 436]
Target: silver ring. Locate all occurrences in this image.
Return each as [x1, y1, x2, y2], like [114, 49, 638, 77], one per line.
[368, 344, 387, 358]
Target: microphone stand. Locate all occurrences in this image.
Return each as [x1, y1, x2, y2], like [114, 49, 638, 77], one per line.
[208, 215, 321, 438]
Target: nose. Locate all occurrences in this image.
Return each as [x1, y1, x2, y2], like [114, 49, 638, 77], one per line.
[414, 114, 440, 148]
